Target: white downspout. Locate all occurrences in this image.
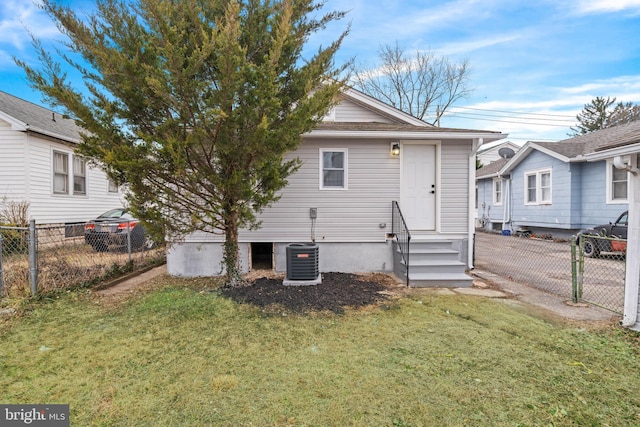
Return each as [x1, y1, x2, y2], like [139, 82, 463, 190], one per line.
[501, 177, 510, 231]
[468, 138, 484, 269]
[615, 155, 640, 327]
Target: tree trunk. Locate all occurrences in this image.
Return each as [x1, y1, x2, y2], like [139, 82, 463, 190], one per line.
[223, 210, 243, 286]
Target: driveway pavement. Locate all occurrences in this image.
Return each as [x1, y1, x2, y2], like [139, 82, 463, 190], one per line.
[474, 231, 625, 314]
[470, 268, 619, 324]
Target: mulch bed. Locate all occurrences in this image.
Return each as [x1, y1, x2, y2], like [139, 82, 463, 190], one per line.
[220, 272, 397, 314]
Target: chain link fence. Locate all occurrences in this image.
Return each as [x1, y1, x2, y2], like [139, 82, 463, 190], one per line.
[575, 234, 626, 313]
[474, 231, 625, 313]
[0, 221, 165, 298]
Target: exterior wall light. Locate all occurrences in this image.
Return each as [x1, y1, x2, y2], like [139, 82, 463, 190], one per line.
[391, 142, 400, 157]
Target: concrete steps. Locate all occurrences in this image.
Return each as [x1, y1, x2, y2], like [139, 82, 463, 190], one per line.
[394, 238, 472, 288]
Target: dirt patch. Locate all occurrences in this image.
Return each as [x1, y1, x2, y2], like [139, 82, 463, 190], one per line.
[220, 272, 403, 314]
[94, 268, 404, 314]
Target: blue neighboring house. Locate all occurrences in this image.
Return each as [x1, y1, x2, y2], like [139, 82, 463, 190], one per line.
[476, 120, 640, 236]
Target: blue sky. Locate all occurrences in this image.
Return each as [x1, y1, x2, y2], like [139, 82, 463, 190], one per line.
[1, 0, 640, 145]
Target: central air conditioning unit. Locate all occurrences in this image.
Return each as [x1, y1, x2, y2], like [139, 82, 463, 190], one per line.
[285, 243, 320, 284]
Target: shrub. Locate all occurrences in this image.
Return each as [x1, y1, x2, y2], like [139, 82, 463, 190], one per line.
[0, 199, 30, 257]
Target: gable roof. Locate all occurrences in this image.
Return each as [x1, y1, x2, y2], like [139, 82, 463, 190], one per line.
[566, 120, 640, 153]
[0, 91, 83, 143]
[476, 158, 508, 179]
[339, 88, 431, 127]
[499, 120, 640, 174]
[477, 140, 520, 155]
[309, 87, 508, 143]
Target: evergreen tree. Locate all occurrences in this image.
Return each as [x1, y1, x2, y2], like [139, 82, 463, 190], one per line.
[607, 101, 640, 128]
[17, 0, 349, 285]
[570, 96, 616, 136]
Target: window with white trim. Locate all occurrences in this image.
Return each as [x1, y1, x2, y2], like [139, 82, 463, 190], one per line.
[53, 151, 88, 196]
[524, 169, 551, 205]
[73, 157, 86, 195]
[606, 160, 628, 203]
[53, 151, 69, 194]
[493, 178, 502, 206]
[108, 179, 119, 193]
[320, 149, 347, 189]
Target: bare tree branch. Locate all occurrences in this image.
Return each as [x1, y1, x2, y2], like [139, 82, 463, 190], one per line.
[350, 42, 472, 125]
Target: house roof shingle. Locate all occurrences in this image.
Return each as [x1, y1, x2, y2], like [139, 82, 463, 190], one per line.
[0, 90, 83, 143]
[532, 120, 640, 158]
[476, 158, 508, 179]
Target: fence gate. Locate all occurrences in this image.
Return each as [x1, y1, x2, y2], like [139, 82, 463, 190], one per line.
[574, 235, 626, 313]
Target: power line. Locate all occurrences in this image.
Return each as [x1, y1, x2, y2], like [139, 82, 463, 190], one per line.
[443, 112, 575, 128]
[445, 110, 575, 124]
[449, 105, 576, 119]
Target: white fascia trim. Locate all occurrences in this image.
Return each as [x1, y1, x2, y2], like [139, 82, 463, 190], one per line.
[28, 127, 82, 145]
[305, 129, 508, 143]
[0, 110, 28, 131]
[585, 143, 640, 162]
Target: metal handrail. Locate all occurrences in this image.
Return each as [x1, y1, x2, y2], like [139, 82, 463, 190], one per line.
[392, 201, 411, 286]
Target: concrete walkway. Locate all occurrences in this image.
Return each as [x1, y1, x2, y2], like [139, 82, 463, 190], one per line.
[469, 268, 619, 324]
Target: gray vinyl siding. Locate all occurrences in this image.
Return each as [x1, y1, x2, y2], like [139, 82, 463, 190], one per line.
[332, 99, 395, 123]
[245, 138, 399, 242]
[188, 138, 400, 243]
[187, 138, 475, 243]
[440, 139, 471, 233]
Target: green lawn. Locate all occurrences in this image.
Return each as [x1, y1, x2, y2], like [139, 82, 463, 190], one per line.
[1, 278, 639, 426]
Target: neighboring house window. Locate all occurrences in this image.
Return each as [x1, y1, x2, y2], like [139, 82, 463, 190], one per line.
[108, 179, 119, 193]
[73, 156, 86, 195]
[53, 151, 69, 194]
[607, 160, 628, 203]
[493, 178, 502, 206]
[524, 169, 551, 205]
[320, 149, 347, 189]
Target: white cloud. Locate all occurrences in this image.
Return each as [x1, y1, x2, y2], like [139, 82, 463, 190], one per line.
[574, 0, 640, 14]
[406, 0, 491, 27]
[0, 2, 61, 52]
[560, 75, 640, 100]
[437, 33, 522, 56]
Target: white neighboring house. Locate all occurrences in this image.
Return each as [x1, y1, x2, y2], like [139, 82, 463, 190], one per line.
[168, 88, 507, 286]
[476, 141, 520, 166]
[0, 90, 124, 225]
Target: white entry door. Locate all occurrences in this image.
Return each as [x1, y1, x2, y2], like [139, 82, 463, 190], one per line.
[401, 144, 436, 230]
